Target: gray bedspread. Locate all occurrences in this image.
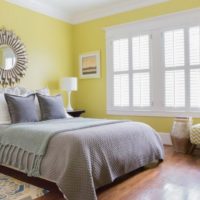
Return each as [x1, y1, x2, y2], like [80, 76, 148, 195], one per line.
[0, 119, 164, 200]
[0, 118, 122, 176]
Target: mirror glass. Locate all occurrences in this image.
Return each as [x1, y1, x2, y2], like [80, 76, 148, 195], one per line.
[0, 45, 16, 70]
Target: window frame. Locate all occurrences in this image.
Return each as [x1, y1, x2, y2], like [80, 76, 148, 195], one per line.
[106, 8, 200, 117]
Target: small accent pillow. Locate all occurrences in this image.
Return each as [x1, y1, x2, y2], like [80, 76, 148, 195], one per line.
[37, 93, 66, 120]
[4, 94, 39, 124]
[0, 94, 11, 124]
[35, 88, 50, 120]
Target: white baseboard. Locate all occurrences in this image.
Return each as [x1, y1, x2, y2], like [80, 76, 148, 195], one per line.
[158, 132, 172, 145]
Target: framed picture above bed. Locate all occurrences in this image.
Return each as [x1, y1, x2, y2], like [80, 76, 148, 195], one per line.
[79, 51, 100, 79]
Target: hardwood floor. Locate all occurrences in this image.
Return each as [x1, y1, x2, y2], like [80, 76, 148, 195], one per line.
[98, 147, 200, 200]
[0, 146, 200, 200]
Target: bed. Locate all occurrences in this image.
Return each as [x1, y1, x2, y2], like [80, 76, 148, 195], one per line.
[0, 117, 164, 200]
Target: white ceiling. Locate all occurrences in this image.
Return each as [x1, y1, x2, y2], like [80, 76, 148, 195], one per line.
[6, 0, 169, 24]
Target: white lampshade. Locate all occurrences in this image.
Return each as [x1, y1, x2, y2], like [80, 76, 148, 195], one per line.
[60, 77, 78, 91]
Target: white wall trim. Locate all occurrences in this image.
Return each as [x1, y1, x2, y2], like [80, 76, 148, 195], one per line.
[6, 0, 169, 24]
[159, 132, 172, 145]
[70, 0, 169, 24]
[107, 110, 200, 118]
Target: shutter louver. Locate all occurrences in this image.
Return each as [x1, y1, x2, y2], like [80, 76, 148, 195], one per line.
[132, 35, 150, 70]
[165, 70, 185, 107]
[164, 29, 185, 67]
[113, 39, 129, 72]
[113, 38, 129, 107]
[132, 35, 150, 107]
[189, 26, 200, 66]
[164, 29, 185, 108]
[114, 74, 129, 107]
[189, 27, 200, 108]
[133, 73, 150, 107]
[190, 69, 200, 108]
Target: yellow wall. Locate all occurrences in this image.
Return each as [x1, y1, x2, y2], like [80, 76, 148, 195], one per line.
[2, 0, 200, 132]
[0, 0, 73, 96]
[73, 0, 200, 132]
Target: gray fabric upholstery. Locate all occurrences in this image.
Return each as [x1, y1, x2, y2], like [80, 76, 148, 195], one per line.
[37, 94, 66, 120]
[4, 94, 38, 124]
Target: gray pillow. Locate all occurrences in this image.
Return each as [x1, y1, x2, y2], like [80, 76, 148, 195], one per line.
[4, 94, 38, 123]
[37, 94, 66, 120]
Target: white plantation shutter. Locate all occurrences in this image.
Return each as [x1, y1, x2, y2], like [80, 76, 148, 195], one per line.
[165, 70, 185, 107]
[189, 27, 200, 108]
[164, 29, 185, 108]
[164, 29, 185, 67]
[132, 35, 150, 107]
[113, 39, 129, 72]
[132, 35, 150, 70]
[190, 69, 200, 108]
[113, 38, 129, 107]
[189, 26, 200, 65]
[133, 73, 150, 107]
[114, 74, 129, 106]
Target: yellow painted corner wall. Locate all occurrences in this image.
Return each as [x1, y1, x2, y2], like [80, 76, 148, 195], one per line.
[0, 0, 73, 99]
[73, 0, 200, 133]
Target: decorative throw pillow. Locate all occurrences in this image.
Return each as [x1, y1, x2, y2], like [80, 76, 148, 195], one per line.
[4, 94, 39, 123]
[37, 93, 66, 120]
[0, 87, 33, 125]
[35, 88, 50, 119]
[0, 94, 11, 124]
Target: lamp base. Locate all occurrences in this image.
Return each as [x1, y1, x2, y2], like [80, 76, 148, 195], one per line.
[66, 91, 73, 111]
[66, 105, 74, 112]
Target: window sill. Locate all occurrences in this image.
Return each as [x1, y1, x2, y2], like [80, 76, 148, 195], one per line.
[107, 109, 200, 118]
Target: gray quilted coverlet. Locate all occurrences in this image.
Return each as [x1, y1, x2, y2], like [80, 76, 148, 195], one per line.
[0, 119, 164, 200]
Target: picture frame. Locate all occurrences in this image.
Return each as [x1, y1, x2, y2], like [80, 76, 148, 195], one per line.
[79, 51, 100, 79]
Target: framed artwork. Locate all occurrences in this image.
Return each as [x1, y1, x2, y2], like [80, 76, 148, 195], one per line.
[79, 51, 100, 79]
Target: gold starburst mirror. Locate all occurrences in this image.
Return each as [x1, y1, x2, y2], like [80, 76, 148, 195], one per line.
[0, 28, 28, 87]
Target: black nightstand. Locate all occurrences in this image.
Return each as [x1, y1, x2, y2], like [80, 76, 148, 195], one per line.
[67, 110, 85, 117]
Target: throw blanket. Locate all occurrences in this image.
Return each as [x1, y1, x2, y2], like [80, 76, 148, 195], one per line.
[0, 118, 122, 176]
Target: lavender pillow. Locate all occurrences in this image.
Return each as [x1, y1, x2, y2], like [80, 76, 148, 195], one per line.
[37, 94, 66, 120]
[4, 94, 38, 124]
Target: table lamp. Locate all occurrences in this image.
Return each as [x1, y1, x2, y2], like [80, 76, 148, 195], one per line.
[60, 77, 77, 111]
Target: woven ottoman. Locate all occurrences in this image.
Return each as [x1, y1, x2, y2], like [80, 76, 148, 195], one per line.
[190, 124, 200, 153]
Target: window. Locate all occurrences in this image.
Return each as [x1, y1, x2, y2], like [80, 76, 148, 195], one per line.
[106, 9, 200, 117]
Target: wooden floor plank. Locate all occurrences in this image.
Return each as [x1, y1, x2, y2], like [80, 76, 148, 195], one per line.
[1, 146, 200, 200]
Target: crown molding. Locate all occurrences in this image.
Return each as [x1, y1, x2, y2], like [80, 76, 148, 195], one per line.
[104, 7, 200, 35]
[6, 0, 169, 25]
[6, 0, 71, 23]
[70, 0, 169, 24]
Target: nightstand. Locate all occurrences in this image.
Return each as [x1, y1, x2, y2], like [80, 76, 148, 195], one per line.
[67, 110, 85, 117]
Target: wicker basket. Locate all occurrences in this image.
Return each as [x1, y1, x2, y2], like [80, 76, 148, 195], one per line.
[171, 117, 192, 153]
